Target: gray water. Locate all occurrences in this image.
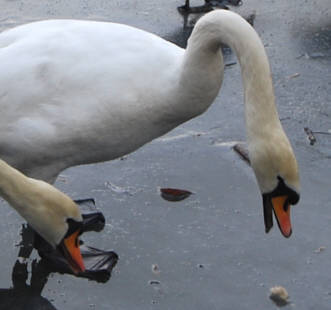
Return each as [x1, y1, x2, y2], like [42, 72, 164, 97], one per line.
[0, 0, 331, 309]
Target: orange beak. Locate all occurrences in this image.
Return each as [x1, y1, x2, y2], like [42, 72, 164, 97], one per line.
[271, 195, 292, 238]
[62, 230, 85, 274]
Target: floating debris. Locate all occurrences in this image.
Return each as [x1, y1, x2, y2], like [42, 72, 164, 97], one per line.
[152, 264, 161, 274]
[233, 143, 251, 165]
[57, 174, 68, 183]
[288, 72, 300, 79]
[309, 52, 326, 59]
[314, 246, 326, 253]
[304, 127, 316, 145]
[160, 188, 192, 202]
[149, 280, 161, 285]
[225, 61, 237, 67]
[269, 286, 290, 307]
[312, 131, 331, 136]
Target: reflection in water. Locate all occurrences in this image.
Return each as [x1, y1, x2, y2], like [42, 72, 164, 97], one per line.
[0, 225, 57, 310]
[0, 260, 57, 310]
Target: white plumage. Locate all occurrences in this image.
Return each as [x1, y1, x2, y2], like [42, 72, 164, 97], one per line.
[0, 10, 300, 236]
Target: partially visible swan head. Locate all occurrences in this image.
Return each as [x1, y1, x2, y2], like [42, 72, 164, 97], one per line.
[23, 179, 86, 274]
[249, 128, 300, 238]
[0, 160, 85, 273]
[193, 9, 302, 238]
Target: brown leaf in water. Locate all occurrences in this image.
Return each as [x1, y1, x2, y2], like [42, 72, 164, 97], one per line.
[160, 188, 192, 202]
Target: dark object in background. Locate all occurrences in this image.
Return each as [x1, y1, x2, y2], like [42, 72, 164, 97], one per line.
[178, 0, 242, 14]
[304, 127, 317, 145]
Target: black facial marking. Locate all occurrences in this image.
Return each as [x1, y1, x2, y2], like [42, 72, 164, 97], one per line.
[65, 219, 83, 238]
[262, 176, 299, 234]
[263, 176, 300, 205]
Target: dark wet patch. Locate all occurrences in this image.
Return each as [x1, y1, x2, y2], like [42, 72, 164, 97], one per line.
[296, 23, 331, 58]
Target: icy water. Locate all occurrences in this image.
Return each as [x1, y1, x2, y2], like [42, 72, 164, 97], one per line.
[0, 0, 331, 309]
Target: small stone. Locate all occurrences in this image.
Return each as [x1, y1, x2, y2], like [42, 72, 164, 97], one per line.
[289, 72, 300, 79]
[151, 264, 160, 274]
[314, 246, 326, 253]
[269, 286, 290, 307]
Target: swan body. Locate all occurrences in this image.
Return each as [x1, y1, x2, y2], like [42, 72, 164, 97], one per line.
[0, 159, 85, 273]
[0, 10, 300, 236]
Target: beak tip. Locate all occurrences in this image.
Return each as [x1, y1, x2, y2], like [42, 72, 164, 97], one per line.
[282, 229, 292, 238]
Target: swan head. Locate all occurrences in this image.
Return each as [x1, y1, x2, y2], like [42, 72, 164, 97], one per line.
[249, 130, 300, 238]
[0, 159, 86, 274]
[55, 217, 86, 274]
[25, 183, 87, 274]
[23, 180, 86, 274]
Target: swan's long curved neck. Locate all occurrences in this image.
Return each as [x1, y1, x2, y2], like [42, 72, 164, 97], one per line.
[183, 10, 282, 141]
[0, 160, 34, 215]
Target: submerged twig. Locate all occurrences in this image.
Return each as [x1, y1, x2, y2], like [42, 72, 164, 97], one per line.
[233, 143, 251, 166]
[312, 131, 331, 136]
[225, 61, 237, 67]
[304, 127, 316, 145]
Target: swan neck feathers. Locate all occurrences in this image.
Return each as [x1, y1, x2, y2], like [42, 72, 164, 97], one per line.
[187, 10, 299, 194]
[0, 160, 82, 246]
[188, 10, 280, 133]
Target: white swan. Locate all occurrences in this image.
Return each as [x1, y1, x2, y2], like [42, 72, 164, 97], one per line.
[0, 10, 299, 237]
[0, 159, 85, 273]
